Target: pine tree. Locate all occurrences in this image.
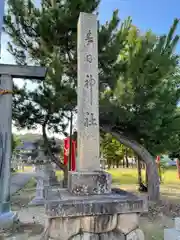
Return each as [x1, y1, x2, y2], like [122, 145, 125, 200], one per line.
[4, 0, 131, 186]
[5, 0, 180, 201]
[100, 20, 180, 200]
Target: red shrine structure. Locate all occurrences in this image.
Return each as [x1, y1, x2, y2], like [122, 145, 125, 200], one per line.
[63, 137, 76, 171]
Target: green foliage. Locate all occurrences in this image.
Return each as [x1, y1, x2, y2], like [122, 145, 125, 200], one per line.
[100, 20, 180, 156]
[4, 0, 130, 136]
[101, 133, 133, 167]
[33, 137, 63, 156]
[4, 0, 180, 165]
[169, 150, 180, 159]
[4, 0, 131, 169]
[12, 134, 21, 153]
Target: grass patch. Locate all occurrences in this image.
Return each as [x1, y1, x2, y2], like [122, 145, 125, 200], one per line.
[55, 167, 180, 185]
[106, 167, 180, 185]
[24, 177, 36, 189]
[11, 172, 17, 176]
[56, 170, 64, 181]
[15, 166, 33, 173]
[108, 168, 145, 184]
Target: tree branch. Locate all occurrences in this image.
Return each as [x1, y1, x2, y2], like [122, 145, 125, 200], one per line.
[42, 114, 66, 171]
[100, 124, 160, 201]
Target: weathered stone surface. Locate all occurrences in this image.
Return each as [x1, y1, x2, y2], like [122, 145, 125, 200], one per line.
[117, 213, 139, 234]
[164, 228, 180, 240]
[81, 214, 117, 233]
[174, 217, 180, 231]
[29, 164, 58, 206]
[44, 186, 63, 201]
[48, 217, 80, 240]
[72, 233, 99, 240]
[68, 171, 111, 196]
[77, 12, 100, 172]
[46, 189, 147, 218]
[35, 164, 57, 184]
[0, 74, 14, 227]
[126, 229, 144, 240]
[99, 231, 125, 240]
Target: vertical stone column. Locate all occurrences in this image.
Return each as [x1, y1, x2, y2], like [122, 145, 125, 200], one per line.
[0, 0, 5, 55]
[77, 12, 100, 172]
[68, 13, 111, 196]
[0, 75, 17, 228]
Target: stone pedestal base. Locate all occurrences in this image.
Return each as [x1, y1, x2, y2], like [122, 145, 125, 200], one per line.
[46, 215, 144, 240]
[43, 188, 147, 240]
[68, 171, 111, 195]
[29, 164, 58, 206]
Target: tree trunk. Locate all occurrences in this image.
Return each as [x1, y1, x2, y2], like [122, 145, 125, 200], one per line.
[125, 148, 129, 168]
[42, 121, 68, 187]
[122, 158, 125, 168]
[63, 166, 68, 187]
[176, 159, 180, 179]
[137, 156, 142, 186]
[101, 126, 160, 201]
[145, 166, 148, 187]
[158, 162, 162, 182]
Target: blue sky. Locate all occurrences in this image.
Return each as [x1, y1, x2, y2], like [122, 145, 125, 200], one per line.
[1, 0, 180, 66]
[99, 0, 180, 51]
[100, 0, 180, 33]
[0, 0, 180, 135]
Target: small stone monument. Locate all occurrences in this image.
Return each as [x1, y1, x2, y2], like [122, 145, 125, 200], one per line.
[43, 13, 147, 240]
[29, 148, 58, 206]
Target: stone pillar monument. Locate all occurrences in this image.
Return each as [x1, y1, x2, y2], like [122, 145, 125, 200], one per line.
[68, 12, 111, 195]
[44, 13, 147, 240]
[77, 12, 99, 172]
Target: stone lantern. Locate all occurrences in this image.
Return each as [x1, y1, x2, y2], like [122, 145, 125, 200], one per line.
[29, 148, 58, 205]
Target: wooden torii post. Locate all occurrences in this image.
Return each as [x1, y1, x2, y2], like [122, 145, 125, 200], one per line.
[0, 63, 47, 228]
